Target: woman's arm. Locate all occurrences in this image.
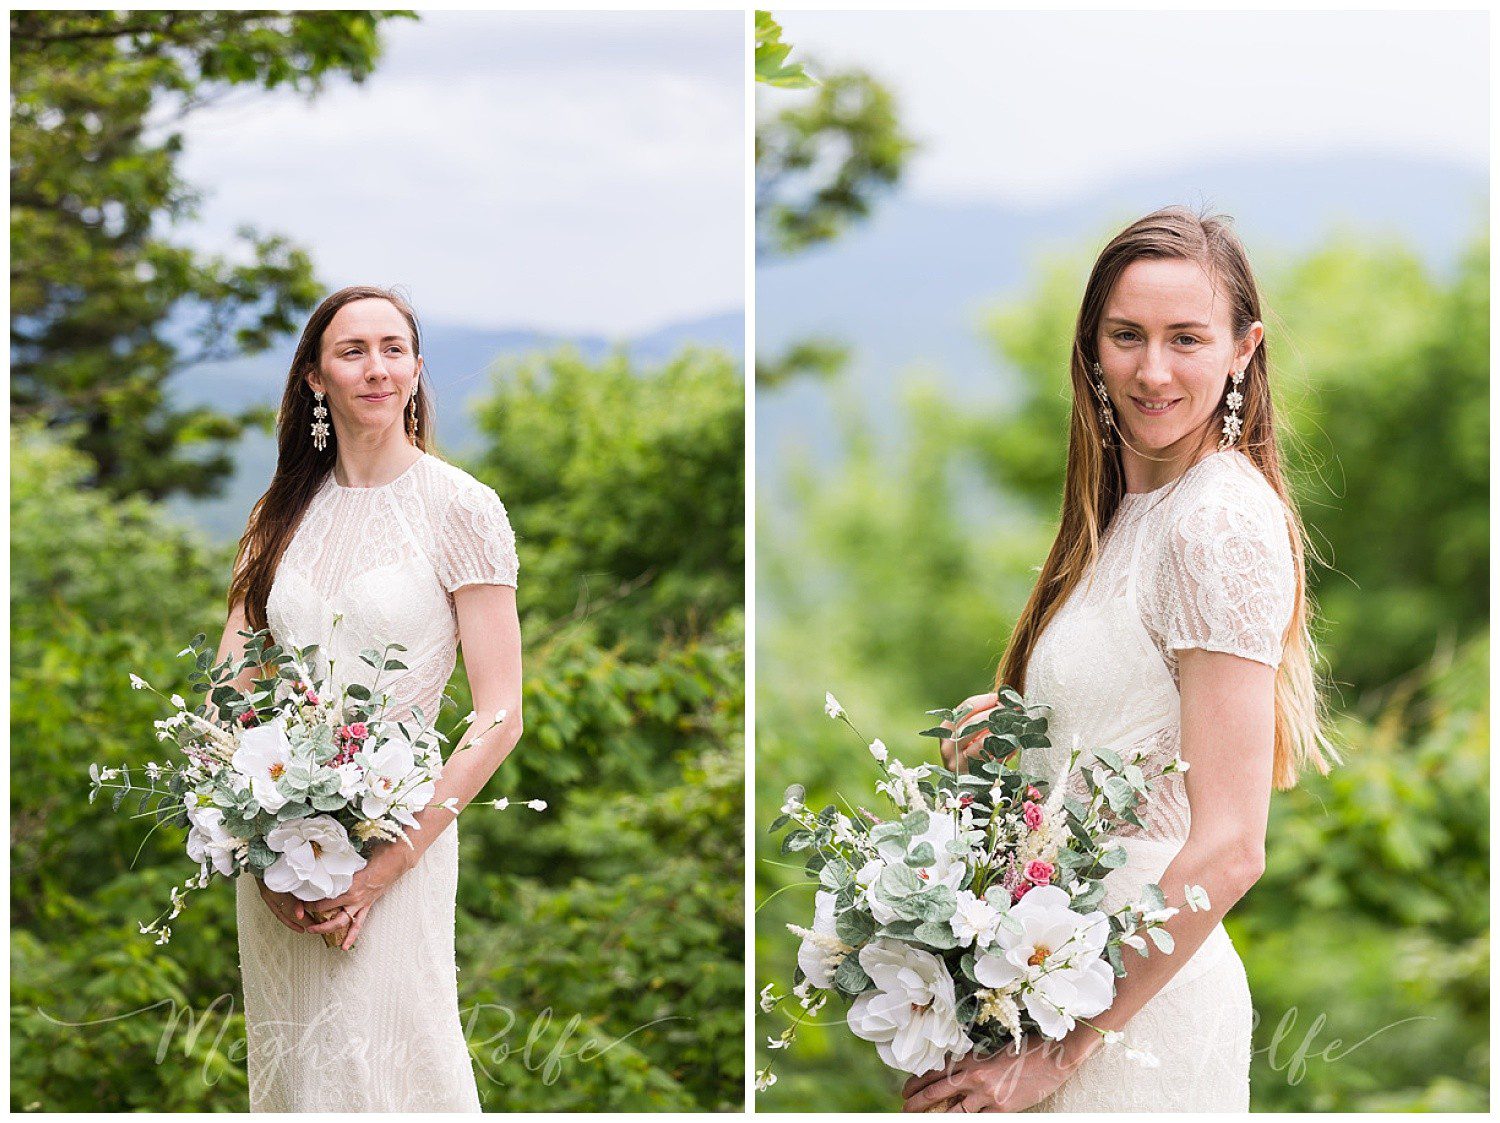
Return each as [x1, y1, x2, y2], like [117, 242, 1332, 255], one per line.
[212, 598, 261, 706]
[904, 647, 1276, 1111]
[305, 582, 523, 946]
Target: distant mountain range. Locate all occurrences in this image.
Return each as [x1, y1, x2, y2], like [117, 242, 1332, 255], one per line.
[756, 155, 1487, 480]
[167, 308, 743, 541]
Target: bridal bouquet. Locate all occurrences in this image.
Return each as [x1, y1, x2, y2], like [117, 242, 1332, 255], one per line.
[755, 688, 1209, 1091]
[90, 625, 543, 948]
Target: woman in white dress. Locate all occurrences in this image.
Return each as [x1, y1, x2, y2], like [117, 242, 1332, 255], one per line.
[904, 208, 1337, 1112]
[214, 285, 523, 1111]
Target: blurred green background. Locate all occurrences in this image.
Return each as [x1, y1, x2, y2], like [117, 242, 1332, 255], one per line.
[11, 11, 744, 1112]
[753, 12, 1488, 1112]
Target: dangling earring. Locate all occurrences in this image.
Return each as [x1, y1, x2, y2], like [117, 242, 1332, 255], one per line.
[1218, 369, 1245, 451]
[1090, 362, 1115, 448]
[407, 383, 419, 444]
[311, 390, 330, 452]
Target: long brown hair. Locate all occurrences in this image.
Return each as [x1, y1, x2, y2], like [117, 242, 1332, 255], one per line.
[228, 285, 434, 630]
[995, 207, 1338, 789]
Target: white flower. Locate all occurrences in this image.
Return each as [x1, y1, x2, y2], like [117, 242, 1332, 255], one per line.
[440, 797, 462, 813]
[950, 888, 1002, 949]
[145, 762, 161, 781]
[847, 940, 973, 1076]
[334, 761, 364, 801]
[767, 1034, 791, 1050]
[526, 799, 547, 811]
[1174, 756, 1191, 773]
[170, 694, 186, 710]
[1102, 1029, 1124, 1046]
[491, 797, 510, 811]
[1141, 906, 1179, 925]
[795, 890, 846, 989]
[461, 711, 477, 725]
[184, 805, 240, 878]
[1184, 884, 1211, 912]
[754, 1069, 777, 1092]
[360, 737, 435, 827]
[758, 983, 778, 1013]
[231, 718, 294, 813]
[263, 816, 367, 901]
[1124, 1045, 1160, 1068]
[973, 885, 1115, 1040]
[824, 692, 844, 719]
[177, 646, 193, 658]
[129, 674, 149, 690]
[869, 738, 888, 763]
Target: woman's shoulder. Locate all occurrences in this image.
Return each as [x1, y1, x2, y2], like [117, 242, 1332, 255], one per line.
[1171, 449, 1288, 532]
[414, 453, 507, 506]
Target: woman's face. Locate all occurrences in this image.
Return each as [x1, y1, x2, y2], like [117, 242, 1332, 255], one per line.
[306, 297, 422, 442]
[1094, 257, 1262, 454]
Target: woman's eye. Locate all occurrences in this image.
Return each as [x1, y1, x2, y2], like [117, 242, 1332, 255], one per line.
[1174, 334, 1201, 346]
[1113, 331, 1138, 343]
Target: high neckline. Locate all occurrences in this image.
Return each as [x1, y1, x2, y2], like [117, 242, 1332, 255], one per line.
[328, 451, 426, 492]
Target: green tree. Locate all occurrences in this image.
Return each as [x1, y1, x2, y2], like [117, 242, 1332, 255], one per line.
[10, 10, 412, 499]
[470, 347, 744, 651]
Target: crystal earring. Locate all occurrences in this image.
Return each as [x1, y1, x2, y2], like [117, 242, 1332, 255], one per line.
[407, 384, 419, 444]
[311, 390, 330, 452]
[1090, 361, 1115, 448]
[1218, 369, 1245, 451]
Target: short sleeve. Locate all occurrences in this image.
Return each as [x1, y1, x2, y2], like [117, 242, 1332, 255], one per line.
[1157, 476, 1295, 668]
[435, 482, 519, 592]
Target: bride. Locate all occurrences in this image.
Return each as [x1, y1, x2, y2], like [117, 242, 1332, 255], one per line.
[215, 285, 522, 1110]
[904, 208, 1336, 1112]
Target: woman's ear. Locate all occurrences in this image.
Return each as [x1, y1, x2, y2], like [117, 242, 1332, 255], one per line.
[1237, 321, 1265, 371]
[304, 368, 325, 396]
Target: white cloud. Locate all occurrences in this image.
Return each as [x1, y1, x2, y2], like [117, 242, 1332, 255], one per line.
[768, 10, 1487, 207]
[174, 11, 744, 335]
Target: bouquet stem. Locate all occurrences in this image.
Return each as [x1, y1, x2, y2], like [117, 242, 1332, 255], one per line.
[305, 907, 344, 948]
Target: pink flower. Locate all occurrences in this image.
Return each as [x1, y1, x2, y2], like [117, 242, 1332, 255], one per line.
[305, 692, 319, 706]
[291, 681, 306, 694]
[348, 722, 368, 740]
[958, 793, 974, 808]
[1023, 801, 1044, 830]
[1026, 786, 1042, 802]
[237, 711, 257, 727]
[1012, 881, 1034, 903]
[1024, 860, 1054, 885]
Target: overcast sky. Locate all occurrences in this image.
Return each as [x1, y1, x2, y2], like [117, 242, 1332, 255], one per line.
[769, 10, 1488, 207]
[176, 11, 744, 336]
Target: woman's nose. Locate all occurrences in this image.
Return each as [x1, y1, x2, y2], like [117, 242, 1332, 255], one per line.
[1137, 345, 1174, 388]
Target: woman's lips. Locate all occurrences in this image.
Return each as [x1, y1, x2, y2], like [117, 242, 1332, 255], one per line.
[361, 391, 394, 403]
[1131, 396, 1180, 416]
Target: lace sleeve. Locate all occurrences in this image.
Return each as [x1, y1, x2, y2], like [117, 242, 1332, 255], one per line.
[1156, 474, 1295, 668]
[435, 482, 519, 592]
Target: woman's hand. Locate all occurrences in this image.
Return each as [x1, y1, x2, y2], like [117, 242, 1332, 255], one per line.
[303, 840, 416, 950]
[902, 1033, 1098, 1113]
[256, 879, 311, 935]
[940, 692, 1001, 772]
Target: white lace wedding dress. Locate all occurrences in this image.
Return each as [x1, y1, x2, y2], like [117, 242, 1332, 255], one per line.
[1018, 449, 1295, 1112]
[234, 452, 518, 1111]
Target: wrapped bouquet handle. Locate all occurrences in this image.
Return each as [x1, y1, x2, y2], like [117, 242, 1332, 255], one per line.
[306, 907, 346, 949]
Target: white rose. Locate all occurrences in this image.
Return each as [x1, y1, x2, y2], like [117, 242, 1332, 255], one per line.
[847, 940, 973, 1075]
[263, 816, 367, 902]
